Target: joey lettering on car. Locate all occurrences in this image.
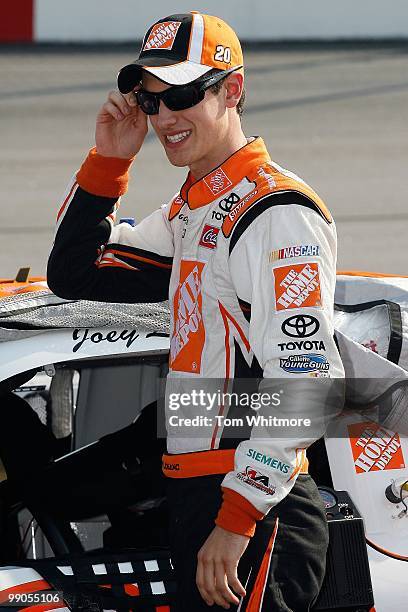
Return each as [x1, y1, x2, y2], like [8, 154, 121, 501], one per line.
[170, 260, 205, 373]
[72, 328, 139, 353]
[278, 340, 326, 352]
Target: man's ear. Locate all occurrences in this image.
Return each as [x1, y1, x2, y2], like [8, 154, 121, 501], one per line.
[224, 73, 244, 109]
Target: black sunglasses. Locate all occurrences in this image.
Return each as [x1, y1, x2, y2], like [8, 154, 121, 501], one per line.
[135, 66, 242, 115]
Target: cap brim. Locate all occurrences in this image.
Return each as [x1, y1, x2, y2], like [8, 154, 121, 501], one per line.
[117, 59, 213, 92]
[144, 62, 212, 85]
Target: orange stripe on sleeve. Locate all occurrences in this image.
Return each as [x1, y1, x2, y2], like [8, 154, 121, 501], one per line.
[162, 450, 235, 478]
[76, 147, 134, 198]
[215, 487, 264, 537]
[56, 181, 77, 222]
[246, 518, 279, 611]
[105, 249, 172, 269]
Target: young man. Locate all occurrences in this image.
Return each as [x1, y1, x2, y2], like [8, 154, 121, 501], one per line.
[48, 11, 344, 611]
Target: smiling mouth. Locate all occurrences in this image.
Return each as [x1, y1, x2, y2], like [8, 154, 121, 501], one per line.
[165, 130, 192, 144]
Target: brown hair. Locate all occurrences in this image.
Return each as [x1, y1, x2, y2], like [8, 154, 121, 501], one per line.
[205, 69, 246, 118]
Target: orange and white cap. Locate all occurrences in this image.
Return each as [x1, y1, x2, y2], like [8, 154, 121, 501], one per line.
[117, 11, 243, 91]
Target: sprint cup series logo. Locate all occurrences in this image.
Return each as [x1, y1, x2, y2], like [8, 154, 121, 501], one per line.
[170, 260, 205, 373]
[143, 21, 182, 51]
[348, 422, 405, 474]
[273, 262, 322, 311]
[203, 168, 233, 196]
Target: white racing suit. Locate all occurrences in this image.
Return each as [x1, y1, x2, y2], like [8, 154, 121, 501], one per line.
[48, 137, 344, 538]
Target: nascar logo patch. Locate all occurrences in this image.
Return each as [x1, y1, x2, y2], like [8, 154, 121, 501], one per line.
[269, 245, 320, 262]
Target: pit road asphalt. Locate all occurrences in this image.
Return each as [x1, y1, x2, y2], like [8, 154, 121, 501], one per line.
[1, 43, 407, 278]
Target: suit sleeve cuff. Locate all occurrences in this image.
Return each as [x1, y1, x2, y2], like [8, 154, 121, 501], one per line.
[76, 147, 135, 198]
[215, 487, 264, 537]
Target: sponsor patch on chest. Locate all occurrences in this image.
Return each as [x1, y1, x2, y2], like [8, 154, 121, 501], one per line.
[199, 224, 220, 249]
[170, 260, 205, 373]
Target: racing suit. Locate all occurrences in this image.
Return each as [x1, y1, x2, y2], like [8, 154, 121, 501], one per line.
[48, 137, 344, 610]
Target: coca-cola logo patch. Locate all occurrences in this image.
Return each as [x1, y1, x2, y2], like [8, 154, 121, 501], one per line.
[348, 421, 405, 474]
[143, 21, 181, 52]
[199, 224, 219, 249]
[203, 168, 232, 196]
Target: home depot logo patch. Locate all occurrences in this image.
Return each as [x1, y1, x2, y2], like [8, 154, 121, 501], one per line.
[348, 421, 405, 474]
[143, 21, 181, 51]
[203, 168, 232, 196]
[170, 260, 205, 373]
[199, 224, 219, 249]
[273, 262, 322, 311]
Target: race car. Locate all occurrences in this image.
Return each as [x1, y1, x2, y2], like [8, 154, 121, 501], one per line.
[0, 270, 406, 611]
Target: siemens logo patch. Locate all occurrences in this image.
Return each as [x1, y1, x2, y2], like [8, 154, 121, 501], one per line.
[246, 449, 290, 474]
[279, 353, 329, 374]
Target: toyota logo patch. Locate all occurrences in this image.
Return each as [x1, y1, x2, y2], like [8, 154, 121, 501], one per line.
[281, 315, 320, 338]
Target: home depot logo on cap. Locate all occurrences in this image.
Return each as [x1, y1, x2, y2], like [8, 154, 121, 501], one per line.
[118, 11, 244, 91]
[143, 21, 182, 51]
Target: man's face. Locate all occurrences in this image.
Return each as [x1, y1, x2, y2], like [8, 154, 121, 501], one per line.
[141, 72, 229, 175]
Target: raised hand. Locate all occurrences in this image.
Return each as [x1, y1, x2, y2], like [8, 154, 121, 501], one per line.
[95, 89, 148, 159]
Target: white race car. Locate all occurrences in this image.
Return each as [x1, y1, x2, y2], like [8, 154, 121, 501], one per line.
[0, 270, 406, 611]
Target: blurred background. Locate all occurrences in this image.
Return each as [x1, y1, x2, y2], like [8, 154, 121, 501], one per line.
[1, 0, 408, 277]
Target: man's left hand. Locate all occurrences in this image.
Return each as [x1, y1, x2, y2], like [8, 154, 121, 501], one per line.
[196, 525, 250, 609]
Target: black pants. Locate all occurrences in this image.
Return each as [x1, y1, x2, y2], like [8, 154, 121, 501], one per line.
[167, 474, 328, 611]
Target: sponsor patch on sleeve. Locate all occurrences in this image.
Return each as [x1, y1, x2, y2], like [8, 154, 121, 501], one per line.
[273, 262, 322, 311]
[269, 245, 320, 262]
[348, 422, 405, 473]
[279, 353, 329, 376]
[236, 466, 276, 495]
